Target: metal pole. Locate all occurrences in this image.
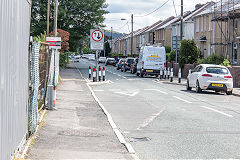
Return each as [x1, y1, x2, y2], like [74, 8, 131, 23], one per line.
[111, 27, 113, 55]
[131, 14, 133, 57]
[180, 0, 183, 41]
[96, 50, 99, 81]
[47, 0, 50, 35]
[54, 0, 58, 37]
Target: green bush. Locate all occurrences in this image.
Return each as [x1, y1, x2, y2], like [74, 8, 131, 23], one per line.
[179, 39, 200, 68]
[167, 50, 179, 62]
[59, 52, 68, 68]
[197, 54, 224, 65]
[165, 46, 171, 53]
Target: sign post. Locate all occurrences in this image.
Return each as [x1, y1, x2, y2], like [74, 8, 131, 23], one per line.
[90, 29, 104, 82]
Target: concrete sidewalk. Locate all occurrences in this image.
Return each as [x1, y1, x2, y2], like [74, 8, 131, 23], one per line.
[157, 78, 240, 96]
[26, 68, 132, 160]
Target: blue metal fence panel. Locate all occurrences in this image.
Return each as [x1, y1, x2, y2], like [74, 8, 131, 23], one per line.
[0, 0, 31, 159]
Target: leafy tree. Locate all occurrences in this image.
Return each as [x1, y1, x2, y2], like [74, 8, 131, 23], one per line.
[105, 41, 111, 57]
[31, 0, 108, 51]
[167, 50, 179, 62]
[82, 45, 92, 54]
[197, 54, 224, 65]
[165, 46, 171, 53]
[179, 39, 200, 68]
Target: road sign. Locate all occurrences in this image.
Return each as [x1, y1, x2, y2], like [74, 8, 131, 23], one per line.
[172, 36, 180, 50]
[46, 37, 61, 49]
[90, 29, 104, 50]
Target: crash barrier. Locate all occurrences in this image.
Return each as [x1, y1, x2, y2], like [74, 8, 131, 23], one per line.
[160, 68, 163, 79]
[89, 66, 91, 78]
[93, 67, 97, 82]
[103, 67, 106, 81]
[167, 67, 170, 79]
[99, 66, 102, 81]
[178, 68, 181, 83]
[164, 67, 167, 79]
[170, 68, 173, 82]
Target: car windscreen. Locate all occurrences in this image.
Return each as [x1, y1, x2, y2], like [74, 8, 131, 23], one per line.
[127, 59, 134, 64]
[206, 67, 228, 74]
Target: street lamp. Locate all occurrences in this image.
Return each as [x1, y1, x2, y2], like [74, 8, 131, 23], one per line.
[121, 15, 133, 57]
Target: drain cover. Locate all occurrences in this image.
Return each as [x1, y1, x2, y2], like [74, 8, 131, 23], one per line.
[130, 137, 150, 142]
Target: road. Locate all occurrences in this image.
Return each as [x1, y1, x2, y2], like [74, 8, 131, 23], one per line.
[75, 58, 240, 159]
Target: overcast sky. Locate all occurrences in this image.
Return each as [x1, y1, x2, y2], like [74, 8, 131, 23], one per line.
[103, 0, 214, 34]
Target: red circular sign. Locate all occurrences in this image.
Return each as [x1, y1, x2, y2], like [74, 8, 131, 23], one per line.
[91, 30, 103, 42]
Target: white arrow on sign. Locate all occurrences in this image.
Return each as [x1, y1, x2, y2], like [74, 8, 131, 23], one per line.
[115, 91, 139, 97]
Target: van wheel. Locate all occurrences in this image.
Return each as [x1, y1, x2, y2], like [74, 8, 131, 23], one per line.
[226, 91, 232, 95]
[196, 81, 202, 93]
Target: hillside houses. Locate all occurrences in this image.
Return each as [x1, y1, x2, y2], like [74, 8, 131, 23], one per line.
[112, 0, 240, 65]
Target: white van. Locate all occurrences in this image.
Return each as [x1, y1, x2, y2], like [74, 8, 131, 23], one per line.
[136, 45, 166, 77]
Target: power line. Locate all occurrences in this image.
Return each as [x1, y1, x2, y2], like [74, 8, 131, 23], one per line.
[134, 0, 171, 17]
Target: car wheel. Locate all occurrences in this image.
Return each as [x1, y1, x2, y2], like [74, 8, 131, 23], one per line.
[130, 69, 133, 74]
[136, 72, 140, 76]
[226, 91, 232, 95]
[196, 81, 202, 93]
[124, 68, 126, 72]
[121, 68, 123, 72]
[186, 80, 192, 91]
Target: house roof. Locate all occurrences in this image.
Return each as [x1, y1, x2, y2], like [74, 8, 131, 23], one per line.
[195, 0, 240, 17]
[144, 19, 163, 32]
[154, 11, 191, 30]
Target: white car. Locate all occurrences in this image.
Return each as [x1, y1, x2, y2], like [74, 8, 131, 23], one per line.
[98, 57, 106, 63]
[187, 64, 233, 95]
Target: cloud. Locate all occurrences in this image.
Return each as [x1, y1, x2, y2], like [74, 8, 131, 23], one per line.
[103, 0, 212, 34]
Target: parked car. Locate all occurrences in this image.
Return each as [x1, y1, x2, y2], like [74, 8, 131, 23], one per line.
[130, 58, 138, 74]
[121, 57, 135, 72]
[98, 57, 106, 63]
[187, 64, 233, 95]
[105, 58, 116, 66]
[116, 59, 126, 70]
[136, 45, 166, 77]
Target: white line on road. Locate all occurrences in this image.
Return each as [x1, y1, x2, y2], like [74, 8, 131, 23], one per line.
[200, 106, 233, 118]
[144, 89, 168, 95]
[93, 90, 104, 92]
[173, 96, 192, 104]
[115, 91, 139, 97]
[137, 109, 165, 130]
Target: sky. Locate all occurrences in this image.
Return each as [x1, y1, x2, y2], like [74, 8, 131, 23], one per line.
[103, 0, 214, 34]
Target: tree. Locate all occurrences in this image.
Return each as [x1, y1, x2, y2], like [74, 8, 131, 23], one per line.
[179, 39, 200, 68]
[105, 41, 111, 57]
[31, 0, 108, 51]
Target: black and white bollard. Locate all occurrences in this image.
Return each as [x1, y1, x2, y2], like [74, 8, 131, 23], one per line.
[89, 66, 91, 78]
[93, 67, 96, 82]
[99, 66, 102, 81]
[178, 68, 181, 83]
[167, 67, 170, 79]
[164, 67, 167, 79]
[160, 68, 163, 79]
[103, 67, 106, 81]
[170, 68, 173, 82]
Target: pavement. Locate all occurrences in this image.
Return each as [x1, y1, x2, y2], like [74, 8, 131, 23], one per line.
[75, 58, 240, 159]
[26, 66, 133, 160]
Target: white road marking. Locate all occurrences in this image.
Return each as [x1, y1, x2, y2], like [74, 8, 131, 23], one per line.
[93, 90, 104, 92]
[109, 89, 122, 92]
[144, 89, 168, 95]
[173, 96, 192, 104]
[137, 109, 165, 130]
[200, 106, 233, 118]
[115, 91, 139, 97]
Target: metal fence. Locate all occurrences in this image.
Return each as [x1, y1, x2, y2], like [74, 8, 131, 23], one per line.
[0, 0, 31, 160]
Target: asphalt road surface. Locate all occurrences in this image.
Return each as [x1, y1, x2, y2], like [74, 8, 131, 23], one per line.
[75, 58, 240, 159]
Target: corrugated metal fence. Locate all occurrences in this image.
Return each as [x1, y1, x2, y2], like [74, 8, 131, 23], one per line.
[0, 0, 31, 160]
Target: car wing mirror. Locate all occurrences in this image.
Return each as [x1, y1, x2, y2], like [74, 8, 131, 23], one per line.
[189, 69, 193, 74]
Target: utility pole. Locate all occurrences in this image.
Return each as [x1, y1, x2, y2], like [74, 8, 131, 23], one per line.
[111, 27, 113, 55]
[47, 0, 50, 35]
[54, 0, 58, 37]
[131, 14, 133, 57]
[180, 0, 183, 41]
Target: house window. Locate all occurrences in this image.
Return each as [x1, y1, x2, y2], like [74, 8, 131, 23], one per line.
[196, 18, 199, 32]
[234, 18, 238, 30]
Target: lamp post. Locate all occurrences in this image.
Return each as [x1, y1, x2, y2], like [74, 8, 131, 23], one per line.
[121, 15, 133, 57]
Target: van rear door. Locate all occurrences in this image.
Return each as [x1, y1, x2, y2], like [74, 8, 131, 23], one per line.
[143, 47, 165, 70]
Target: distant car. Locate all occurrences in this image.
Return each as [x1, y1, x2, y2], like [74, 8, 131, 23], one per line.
[116, 59, 126, 70]
[89, 55, 95, 61]
[105, 58, 116, 66]
[121, 58, 135, 72]
[130, 58, 138, 74]
[74, 55, 80, 62]
[99, 57, 106, 63]
[187, 64, 233, 95]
